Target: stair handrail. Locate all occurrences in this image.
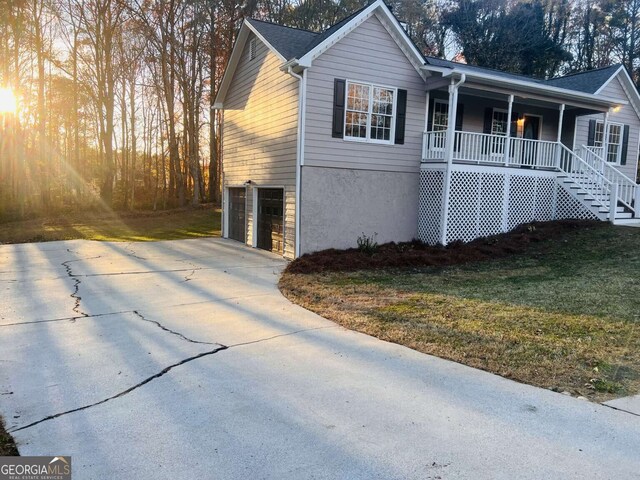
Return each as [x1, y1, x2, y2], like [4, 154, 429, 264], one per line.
[580, 145, 637, 213]
[558, 144, 613, 208]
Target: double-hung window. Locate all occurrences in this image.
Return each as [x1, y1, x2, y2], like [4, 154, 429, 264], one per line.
[595, 121, 623, 164]
[345, 81, 396, 144]
[490, 109, 509, 155]
[431, 100, 448, 150]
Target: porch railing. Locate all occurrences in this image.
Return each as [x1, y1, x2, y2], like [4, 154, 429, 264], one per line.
[422, 131, 559, 169]
[577, 145, 638, 212]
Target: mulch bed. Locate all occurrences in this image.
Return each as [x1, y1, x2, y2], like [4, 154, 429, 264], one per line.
[286, 220, 605, 274]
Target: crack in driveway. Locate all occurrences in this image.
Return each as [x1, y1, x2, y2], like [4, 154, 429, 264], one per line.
[8, 345, 229, 433]
[8, 325, 338, 433]
[132, 310, 218, 345]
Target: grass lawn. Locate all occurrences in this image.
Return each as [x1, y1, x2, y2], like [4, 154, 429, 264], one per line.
[0, 205, 221, 244]
[280, 223, 640, 402]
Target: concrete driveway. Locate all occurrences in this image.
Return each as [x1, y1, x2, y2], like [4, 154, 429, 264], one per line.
[0, 238, 638, 479]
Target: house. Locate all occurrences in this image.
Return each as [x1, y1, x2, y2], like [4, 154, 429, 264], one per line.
[214, 0, 640, 259]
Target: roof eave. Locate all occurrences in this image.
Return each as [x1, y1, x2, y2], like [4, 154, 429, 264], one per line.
[422, 66, 626, 110]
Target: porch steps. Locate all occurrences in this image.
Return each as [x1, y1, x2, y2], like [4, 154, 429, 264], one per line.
[557, 174, 634, 221]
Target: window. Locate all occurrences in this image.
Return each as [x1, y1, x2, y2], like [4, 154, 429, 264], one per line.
[491, 109, 509, 136]
[490, 109, 509, 155]
[344, 81, 396, 143]
[595, 121, 623, 163]
[431, 100, 448, 149]
[249, 38, 257, 61]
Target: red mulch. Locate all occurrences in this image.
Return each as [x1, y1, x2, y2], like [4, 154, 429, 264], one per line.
[285, 220, 605, 274]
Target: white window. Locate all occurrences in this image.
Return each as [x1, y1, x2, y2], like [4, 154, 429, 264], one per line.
[432, 100, 449, 132]
[490, 109, 509, 155]
[595, 121, 623, 164]
[249, 38, 257, 61]
[491, 109, 509, 136]
[345, 81, 396, 144]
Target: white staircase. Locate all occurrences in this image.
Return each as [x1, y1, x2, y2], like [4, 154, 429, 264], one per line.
[558, 145, 640, 226]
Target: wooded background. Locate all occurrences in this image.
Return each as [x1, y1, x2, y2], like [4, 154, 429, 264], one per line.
[0, 0, 638, 218]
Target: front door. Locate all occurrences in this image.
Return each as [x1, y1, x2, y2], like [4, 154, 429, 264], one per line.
[522, 115, 541, 166]
[257, 188, 284, 255]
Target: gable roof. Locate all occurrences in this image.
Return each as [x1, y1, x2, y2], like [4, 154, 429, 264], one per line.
[215, 0, 426, 108]
[545, 65, 623, 93]
[245, 19, 319, 61]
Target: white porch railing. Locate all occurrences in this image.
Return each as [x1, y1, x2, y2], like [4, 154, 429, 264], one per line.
[422, 130, 639, 219]
[577, 145, 638, 212]
[422, 131, 560, 169]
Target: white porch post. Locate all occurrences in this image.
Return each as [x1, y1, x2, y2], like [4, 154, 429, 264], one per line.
[504, 94, 514, 166]
[556, 104, 565, 169]
[603, 110, 610, 162]
[423, 91, 430, 160]
[440, 79, 460, 245]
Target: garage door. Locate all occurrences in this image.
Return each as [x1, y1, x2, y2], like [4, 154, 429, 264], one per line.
[228, 188, 246, 243]
[257, 188, 284, 255]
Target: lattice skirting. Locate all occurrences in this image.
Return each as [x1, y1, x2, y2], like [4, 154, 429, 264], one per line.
[418, 165, 597, 245]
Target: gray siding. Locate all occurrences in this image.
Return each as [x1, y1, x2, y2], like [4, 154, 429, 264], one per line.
[222, 33, 298, 258]
[573, 74, 640, 180]
[303, 14, 426, 173]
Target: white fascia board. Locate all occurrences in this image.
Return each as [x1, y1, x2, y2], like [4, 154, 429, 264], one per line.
[214, 19, 288, 109]
[423, 66, 626, 109]
[605, 67, 640, 120]
[296, 0, 425, 77]
[214, 23, 250, 109]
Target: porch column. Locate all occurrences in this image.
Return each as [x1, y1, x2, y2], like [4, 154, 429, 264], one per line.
[556, 104, 565, 169]
[504, 94, 514, 166]
[423, 91, 430, 160]
[440, 77, 461, 245]
[603, 109, 610, 161]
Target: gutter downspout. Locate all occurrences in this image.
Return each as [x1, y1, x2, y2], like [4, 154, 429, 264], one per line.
[440, 73, 466, 246]
[287, 66, 306, 259]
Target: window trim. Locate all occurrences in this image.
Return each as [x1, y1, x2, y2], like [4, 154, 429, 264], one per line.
[595, 120, 624, 164]
[343, 80, 397, 145]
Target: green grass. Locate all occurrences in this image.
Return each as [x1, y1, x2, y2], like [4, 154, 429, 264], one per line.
[0, 206, 221, 243]
[280, 224, 640, 401]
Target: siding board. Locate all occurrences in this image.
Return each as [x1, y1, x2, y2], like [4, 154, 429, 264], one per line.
[222, 33, 298, 258]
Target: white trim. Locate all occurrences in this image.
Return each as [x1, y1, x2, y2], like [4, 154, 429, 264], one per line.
[252, 187, 258, 248]
[343, 79, 397, 145]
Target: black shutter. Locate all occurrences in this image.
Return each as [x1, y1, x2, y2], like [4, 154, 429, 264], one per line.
[395, 89, 407, 145]
[587, 119, 596, 146]
[427, 97, 434, 131]
[332, 79, 346, 138]
[483, 107, 493, 134]
[483, 107, 493, 154]
[455, 103, 464, 131]
[621, 124, 630, 165]
[454, 103, 464, 152]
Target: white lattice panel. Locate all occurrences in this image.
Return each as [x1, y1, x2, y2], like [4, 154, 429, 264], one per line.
[507, 175, 537, 230]
[447, 171, 481, 243]
[555, 184, 598, 220]
[418, 169, 445, 245]
[478, 173, 505, 237]
[534, 177, 555, 221]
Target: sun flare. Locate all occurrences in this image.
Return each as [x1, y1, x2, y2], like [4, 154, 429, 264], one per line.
[0, 88, 17, 114]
